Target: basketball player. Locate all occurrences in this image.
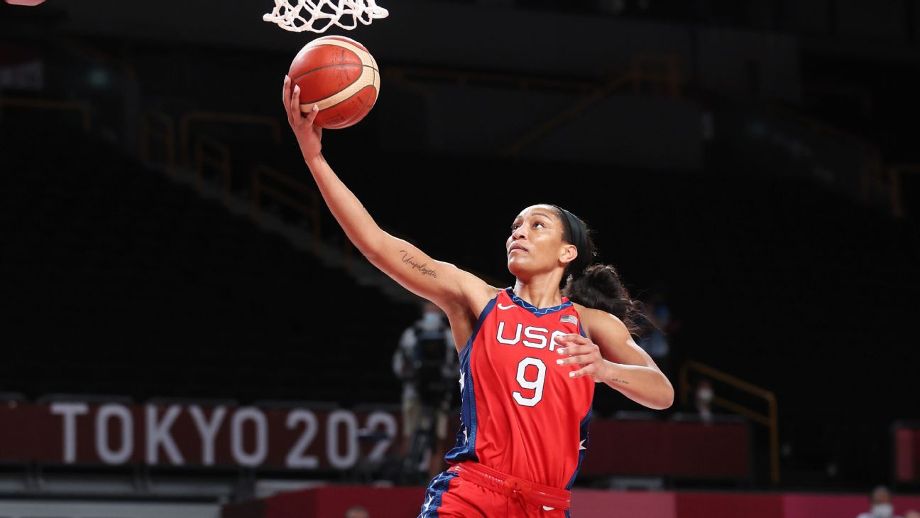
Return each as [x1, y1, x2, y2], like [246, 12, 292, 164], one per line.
[283, 77, 674, 517]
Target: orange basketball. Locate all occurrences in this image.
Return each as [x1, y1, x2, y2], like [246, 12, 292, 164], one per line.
[289, 36, 380, 130]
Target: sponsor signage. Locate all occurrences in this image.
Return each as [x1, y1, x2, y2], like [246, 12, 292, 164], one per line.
[0, 398, 752, 479]
[0, 400, 399, 470]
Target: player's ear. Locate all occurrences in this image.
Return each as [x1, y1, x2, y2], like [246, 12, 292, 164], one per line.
[559, 243, 578, 267]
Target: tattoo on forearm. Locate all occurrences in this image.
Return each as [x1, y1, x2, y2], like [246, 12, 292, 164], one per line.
[399, 250, 438, 278]
[610, 377, 630, 385]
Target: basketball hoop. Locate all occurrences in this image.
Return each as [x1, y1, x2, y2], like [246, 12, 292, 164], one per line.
[263, 0, 388, 33]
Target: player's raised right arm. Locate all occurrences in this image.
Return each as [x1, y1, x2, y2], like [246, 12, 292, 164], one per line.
[283, 76, 489, 310]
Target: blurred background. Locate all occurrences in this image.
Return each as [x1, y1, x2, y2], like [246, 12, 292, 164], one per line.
[1, 0, 919, 517]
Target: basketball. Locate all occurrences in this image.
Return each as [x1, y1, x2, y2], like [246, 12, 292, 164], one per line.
[288, 35, 380, 130]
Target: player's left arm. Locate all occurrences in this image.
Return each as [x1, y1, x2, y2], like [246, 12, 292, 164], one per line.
[556, 308, 674, 410]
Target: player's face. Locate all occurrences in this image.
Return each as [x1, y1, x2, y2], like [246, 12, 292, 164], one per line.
[506, 205, 576, 279]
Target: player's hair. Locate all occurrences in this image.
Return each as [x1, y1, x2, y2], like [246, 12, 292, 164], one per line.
[552, 205, 645, 334]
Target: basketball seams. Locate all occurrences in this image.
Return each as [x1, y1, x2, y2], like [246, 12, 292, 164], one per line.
[289, 35, 380, 128]
[294, 39, 379, 109]
[326, 85, 377, 127]
[300, 65, 378, 111]
[309, 39, 375, 68]
[292, 63, 364, 87]
[323, 35, 369, 52]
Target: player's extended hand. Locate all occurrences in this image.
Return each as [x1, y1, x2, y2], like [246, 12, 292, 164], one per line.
[283, 75, 322, 160]
[556, 334, 609, 383]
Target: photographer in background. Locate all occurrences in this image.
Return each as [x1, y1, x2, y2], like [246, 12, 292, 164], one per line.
[392, 302, 457, 480]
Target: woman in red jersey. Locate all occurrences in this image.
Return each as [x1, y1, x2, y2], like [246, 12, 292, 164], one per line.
[283, 78, 673, 518]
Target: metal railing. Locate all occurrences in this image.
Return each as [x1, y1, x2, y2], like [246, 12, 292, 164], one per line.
[503, 53, 682, 156]
[630, 53, 683, 98]
[252, 163, 322, 246]
[139, 112, 176, 175]
[178, 111, 281, 167]
[138, 110, 361, 273]
[888, 164, 920, 219]
[768, 104, 886, 208]
[193, 134, 232, 196]
[679, 360, 780, 484]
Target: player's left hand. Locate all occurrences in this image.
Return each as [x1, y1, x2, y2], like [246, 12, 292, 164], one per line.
[283, 75, 323, 160]
[556, 334, 610, 383]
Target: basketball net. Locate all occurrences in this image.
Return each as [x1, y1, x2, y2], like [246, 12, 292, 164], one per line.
[263, 0, 388, 33]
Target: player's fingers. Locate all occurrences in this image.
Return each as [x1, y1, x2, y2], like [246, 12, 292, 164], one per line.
[306, 104, 320, 127]
[556, 353, 595, 366]
[287, 84, 301, 122]
[568, 364, 595, 379]
[556, 334, 588, 346]
[557, 343, 594, 356]
[290, 85, 303, 124]
[286, 85, 297, 123]
[283, 77, 295, 125]
[282, 75, 290, 107]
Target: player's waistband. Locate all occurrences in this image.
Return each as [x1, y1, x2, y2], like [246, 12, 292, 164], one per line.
[448, 461, 571, 511]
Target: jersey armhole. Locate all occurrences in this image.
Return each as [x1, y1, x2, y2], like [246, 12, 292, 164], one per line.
[455, 295, 499, 354]
[573, 303, 592, 341]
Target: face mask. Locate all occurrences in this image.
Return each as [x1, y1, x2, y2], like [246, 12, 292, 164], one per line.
[419, 312, 442, 330]
[696, 388, 713, 403]
[872, 503, 893, 518]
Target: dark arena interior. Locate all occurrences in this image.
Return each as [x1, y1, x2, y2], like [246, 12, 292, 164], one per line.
[1, 1, 919, 517]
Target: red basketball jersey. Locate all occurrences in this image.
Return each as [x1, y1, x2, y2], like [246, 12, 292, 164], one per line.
[445, 288, 594, 489]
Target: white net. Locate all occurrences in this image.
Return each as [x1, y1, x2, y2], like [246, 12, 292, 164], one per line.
[263, 0, 389, 33]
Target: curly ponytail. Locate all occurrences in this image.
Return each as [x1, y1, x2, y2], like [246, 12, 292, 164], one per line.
[552, 205, 646, 335]
[563, 264, 645, 335]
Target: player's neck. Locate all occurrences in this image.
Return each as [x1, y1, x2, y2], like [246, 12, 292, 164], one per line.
[512, 277, 564, 309]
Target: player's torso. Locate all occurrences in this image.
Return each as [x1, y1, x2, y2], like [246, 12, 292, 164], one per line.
[447, 288, 594, 489]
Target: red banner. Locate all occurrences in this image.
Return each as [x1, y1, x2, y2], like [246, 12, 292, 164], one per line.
[580, 418, 750, 479]
[895, 422, 920, 483]
[0, 401, 399, 470]
[0, 399, 750, 479]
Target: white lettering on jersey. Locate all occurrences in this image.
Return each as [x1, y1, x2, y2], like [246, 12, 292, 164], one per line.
[497, 321, 570, 352]
[522, 326, 548, 349]
[496, 321, 522, 345]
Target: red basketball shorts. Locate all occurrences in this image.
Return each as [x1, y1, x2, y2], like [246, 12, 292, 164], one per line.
[419, 462, 571, 518]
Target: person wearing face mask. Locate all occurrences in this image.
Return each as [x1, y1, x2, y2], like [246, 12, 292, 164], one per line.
[393, 302, 457, 480]
[857, 486, 902, 518]
[695, 379, 715, 424]
[344, 505, 371, 518]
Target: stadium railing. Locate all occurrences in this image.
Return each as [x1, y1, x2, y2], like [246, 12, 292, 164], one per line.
[679, 360, 779, 484]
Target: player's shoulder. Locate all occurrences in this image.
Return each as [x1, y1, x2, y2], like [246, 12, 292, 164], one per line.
[440, 283, 501, 332]
[471, 284, 502, 310]
[572, 303, 630, 337]
[450, 267, 500, 306]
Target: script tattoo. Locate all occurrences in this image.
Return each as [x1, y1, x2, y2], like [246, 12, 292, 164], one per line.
[399, 250, 437, 278]
[610, 377, 630, 385]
